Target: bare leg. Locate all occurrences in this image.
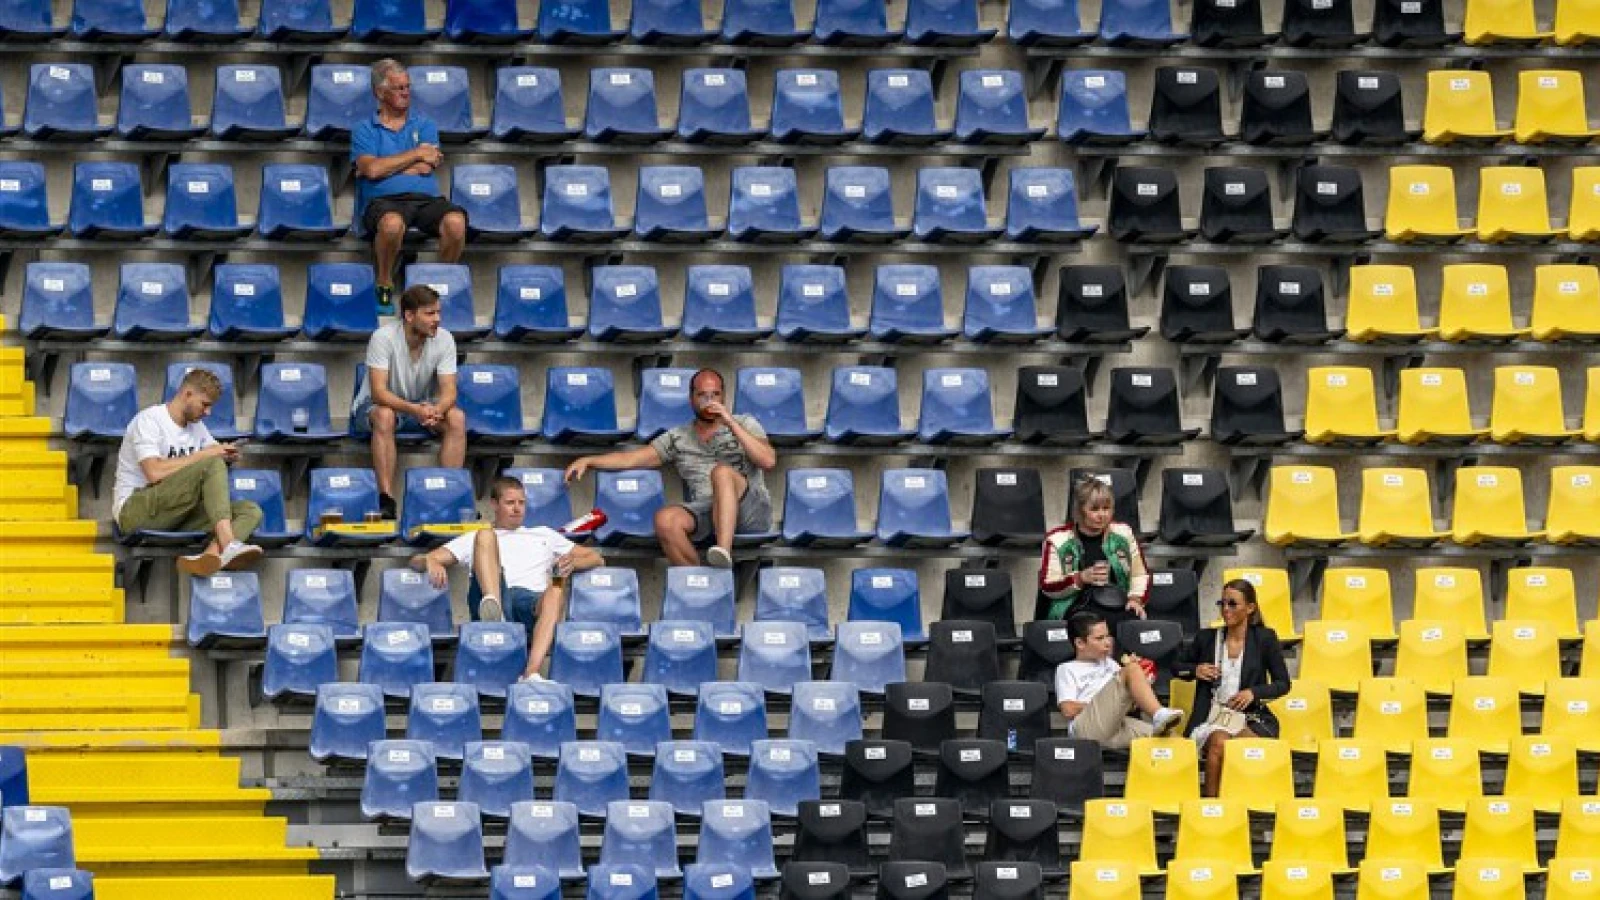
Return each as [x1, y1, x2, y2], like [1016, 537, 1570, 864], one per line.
[370, 406, 398, 498]
[653, 506, 701, 567]
[708, 464, 748, 557]
[471, 527, 502, 601]
[438, 407, 467, 469]
[1120, 661, 1166, 717]
[524, 586, 566, 678]
[374, 213, 406, 289]
[437, 212, 467, 264]
[1202, 729, 1231, 797]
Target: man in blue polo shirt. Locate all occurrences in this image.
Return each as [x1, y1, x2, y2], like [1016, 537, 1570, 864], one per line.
[351, 59, 469, 316]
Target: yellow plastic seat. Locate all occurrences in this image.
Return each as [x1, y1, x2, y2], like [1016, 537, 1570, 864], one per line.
[1217, 738, 1294, 812]
[1451, 467, 1543, 546]
[1555, 797, 1600, 858]
[1585, 369, 1600, 439]
[1311, 738, 1390, 811]
[1461, 797, 1542, 873]
[1438, 265, 1528, 343]
[1445, 676, 1522, 754]
[1356, 859, 1431, 900]
[1477, 167, 1564, 243]
[1068, 861, 1143, 900]
[1345, 265, 1437, 341]
[1320, 568, 1396, 640]
[1264, 466, 1355, 546]
[1364, 801, 1447, 873]
[1303, 368, 1395, 445]
[1269, 680, 1334, 753]
[1268, 801, 1351, 872]
[1569, 169, 1600, 241]
[1396, 368, 1486, 444]
[1490, 366, 1578, 443]
[1166, 861, 1240, 900]
[1542, 678, 1600, 751]
[1079, 799, 1161, 875]
[1503, 734, 1579, 812]
[1422, 72, 1512, 144]
[1219, 567, 1298, 639]
[1488, 619, 1562, 696]
[1123, 737, 1199, 815]
[1530, 265, 1600, 341]
[1582, 622, 1600, 677]
[1414, 568, 1490, 641]
[1352, 678, 1430, 753]
[1260, 861, 1337, 900]
[1452, 859, 1531, 900]
[1357, 468, 1445, 547]
[1298, 621, 1374, 695]
[1547, 858, 1600, 900]
[1394, 619, 1469, 696]
[1465, 0, 1552, 42]
[1174, 800, 1257, 874]
[1407, 738, 1484, 813]
[1545, 467, 1600, 545]
[1504, 567, 1581, 637]
[1515, 71, 1597, 143]
[1556, 0, 1600, 43]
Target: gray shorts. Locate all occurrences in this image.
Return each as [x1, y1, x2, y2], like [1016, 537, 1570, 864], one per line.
[680, 489, 773, 541]
[350, 396, 428, 438]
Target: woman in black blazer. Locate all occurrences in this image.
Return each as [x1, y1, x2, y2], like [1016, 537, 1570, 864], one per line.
[1171, 578, 1292, 796]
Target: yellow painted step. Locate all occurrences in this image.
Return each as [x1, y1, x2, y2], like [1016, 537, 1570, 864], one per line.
[95, 875, 334, 900]
[0, 553, 115, 576]
[0, 417, 52, 444]
[3, 729, 221, 751]
[0, 498, 77, 521]
[0, 520, 96, 546]
[74, 816, 320, 870]
[0, 625, 176, 658]
[28, 753, 269, 817]
[0, 659, 190, 698]
[0, 694, 200, 731]
[0, 593, 124, 625]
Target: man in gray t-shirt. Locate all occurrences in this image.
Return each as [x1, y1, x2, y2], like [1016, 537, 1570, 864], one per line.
[351, 285, 465, 516]
[566, 369, 776, 568]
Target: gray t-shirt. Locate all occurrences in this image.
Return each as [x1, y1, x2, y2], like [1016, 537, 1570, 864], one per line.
[649, 415, 769, 503]
[355, 320, 457, 408]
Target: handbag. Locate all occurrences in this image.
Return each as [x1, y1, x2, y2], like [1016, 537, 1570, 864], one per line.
[1080, 583, 1129, 611]
[1201, 704, 1250, 735]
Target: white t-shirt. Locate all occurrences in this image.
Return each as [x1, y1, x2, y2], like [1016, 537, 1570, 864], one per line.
[1055, 657, 1122, 738]
[444, 526, 576, 594]
[113, 404, 216, 519]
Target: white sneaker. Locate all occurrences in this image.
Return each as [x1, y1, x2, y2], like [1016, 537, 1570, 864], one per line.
[1152, 707, 1184, 737]
[478, 595, 505, 622]
[177, 550, 222, 577]
[219, 541, 264, 571]
[706, 546, 734, 569]
[518, 672, 548, 684]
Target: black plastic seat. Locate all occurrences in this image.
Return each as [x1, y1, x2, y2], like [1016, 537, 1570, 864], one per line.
[1160, 265, 1251, 344]
[984, 804, 1061, 874]
[879, 862, 951, 900]
[882, 682, 958, 752]
[840, 739, 916, 819]
[970, 468, 1047, 547]
[1108, 167, 1192, 243]
[940, 569, 1018, 640]
[1198, 167, 1285, 244]
[1210, 366, 1301, 446]
[1240, 71, 1321, 146]
[888, 800, 970, 879]
[1028, 739, 1104, 816]
[793, 801, 872, 875]
[1017, 620, 1075, 684]
[1158, 468, 1254, 546]
[975, 681, 1052, 751]
[1373, 0, 1457, 46]
[1330, 71, 1418, 146]
[1148, 67, 1227, 146]
[1114, 617, 1184, 690]
[1252, 264, 1344, 342]
[1280, 0, 1366, 46]
[924, 621, 1001, 694]
[1189, 0, 1272, 46]
[1143, 568, 1202, 637]
[933, 739, 1010, 818]
[1105, 368, 1201, 445]
[1291, 164, 1382, 243]
[1012, 367, 1096, 446]
[973, 863, 1044, 900]
[782, 862, 853, 900]
[1054, 266, 1150, 342]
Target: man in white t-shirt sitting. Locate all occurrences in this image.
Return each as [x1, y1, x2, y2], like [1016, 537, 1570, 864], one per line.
[1054, 611, 1183, 749]
[410, 475, 603, 681]
[112, 368, 263, 576]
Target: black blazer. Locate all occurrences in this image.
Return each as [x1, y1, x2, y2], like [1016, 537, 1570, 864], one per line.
[1172, 624, 1291, 736]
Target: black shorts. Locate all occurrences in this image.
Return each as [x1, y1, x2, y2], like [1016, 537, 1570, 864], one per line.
[362, 193, 466, 238]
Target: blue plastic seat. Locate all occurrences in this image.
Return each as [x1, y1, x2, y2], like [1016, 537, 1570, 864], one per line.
[848, 570, 925, 640]
[649, 741, 725, 815]
[643, 620, 718, 695]
[352, 0, 439, 41]
[257, 163, 345, 241]
[782, 469, 869, 547]
[684, 267, 771, 342]
[457, 364, 533, 442]
[0, 0, 64, 40]
[635, 166, 719, 242]
[733, 368, 817, 445]
[503, 468, 574, 529]
[209, 263, 294, 340]
[504, 802, 584, 878]
[282, 568, 360, 640]
[631, 0, 711, 42]
[542, 367, 630, 444]
[406, 801, 489, 883]
[262, 622, 338, 702]
[549, 623, 624, 697]
[114, 263, 200, 339]
[303, 263, 379, 341]
[210, 65, 297, 140]
[918, 369, 1008, 444]
[490, 68, 577, 142]
[540, 166, 628, 241]
[20, 262, 99, 339]
[362, 740, 439, 820]
[0, 807, 74, 884]
[1057, 70, 1145, 145]
[684, 864, 754, 900]
[1007, 0, 1093, 44]
[254, 362, 342, 442]
[257, 0, 346, 39]
[304, 65, 373, 139]
[598, 684, 673, 756]
[754, 569, 830, 640]
[955, 70, 1042, 144]
[831, 621, 907, 694]
[1099, 0, 1186, 45]
[825, 367, 911, 445]
[693, 682, 768, 756]
[635, 368, 696, 442]
[587, 266, 673, 342]
[963, 265, 1049, 342]
[538, 0, 622, 42]
[63, 362, 137, 441]
[745, 740, 820, 816]
[788, 681, 863, 753]
[662, 567, 738, 637]
[494, 266, 580, 341]
[679, 70, 762, 143]
[875, 469, 967, 547]
[601, 800, 681, 877]
[228, 470, 295, 548]
[774, 266, 860, 342]
[360, 622, 434, 698]
[697, 800, 779, 878]
[165, 0, 249, 39]
[491, 865, 562, 900]
[21, 869, 93, 900]
[553, 741, 630, 816]
[162, 361, 243, 440]
[69, 162, 156, 239]
[187, 572, 267, 650]
[411, 65, 484, 140]
[406, 682, 481, 761]
[869, 265, 957, 343]
[863, 70, 949, 145]
[567, 569, 644, 636]
[814, 0, 900, 44]
[162, 163, 249, 241]
[0, 162, 63, 239]
[503, 681, 577, 759]
[377, 567, 453, 634]
[1005, 168, 1097, 243]
[588, 865, 659, 900]
[404, 263, 485, 340]
[451, 165, 533, 242]
[24, 63, 108, 140]
[446, 0, 530, 40]
[593, 471, 667, 546]
[455, 622, 529, 698]
[820, 167, 907, 242]
[309, 682, 386, 763]
[912, 169, 999, 243]
[722, 0, 808, 43]
[117, 64, 204, 139]
[906, 0, 995, 43]
[738, 621, 813, 694]
[587, 69, 669, 143]
[727, 167, 814, 243]
[771, 70, 858, 144]
[459, 741, 535, 819]
[70, 0, 154, 39]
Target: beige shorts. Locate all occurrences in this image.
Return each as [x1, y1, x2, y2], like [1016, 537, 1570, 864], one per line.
[1071, 669, 1153, 750]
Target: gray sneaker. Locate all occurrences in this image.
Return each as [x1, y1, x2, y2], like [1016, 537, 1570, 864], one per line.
[1152, 707, 1184, 737]
[177, 550, 222, 577]
[706, 546, 734, 569]
[479, 595, 505, 622]
[518, 672, 548, 684]
[219, 541, 264, 571]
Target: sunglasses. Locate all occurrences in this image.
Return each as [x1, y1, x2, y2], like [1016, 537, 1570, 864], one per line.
[1216, 599, 1248, 609]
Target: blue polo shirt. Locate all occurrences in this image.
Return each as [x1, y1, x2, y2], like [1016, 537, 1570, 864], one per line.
[350, 112, 442, 212]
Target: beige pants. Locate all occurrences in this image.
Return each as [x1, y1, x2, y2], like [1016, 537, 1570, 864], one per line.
[1072, 672, 1154, 750]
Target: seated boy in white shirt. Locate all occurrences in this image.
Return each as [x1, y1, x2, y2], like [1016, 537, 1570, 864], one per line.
[1055, 611, 1183, 749]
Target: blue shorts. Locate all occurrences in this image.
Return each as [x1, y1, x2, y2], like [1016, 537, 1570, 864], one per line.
[467, 579, 547, 637]
[350, 396, 430, 438]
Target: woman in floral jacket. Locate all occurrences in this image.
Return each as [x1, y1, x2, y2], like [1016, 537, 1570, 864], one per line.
[1038, 476, 1151, 642]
